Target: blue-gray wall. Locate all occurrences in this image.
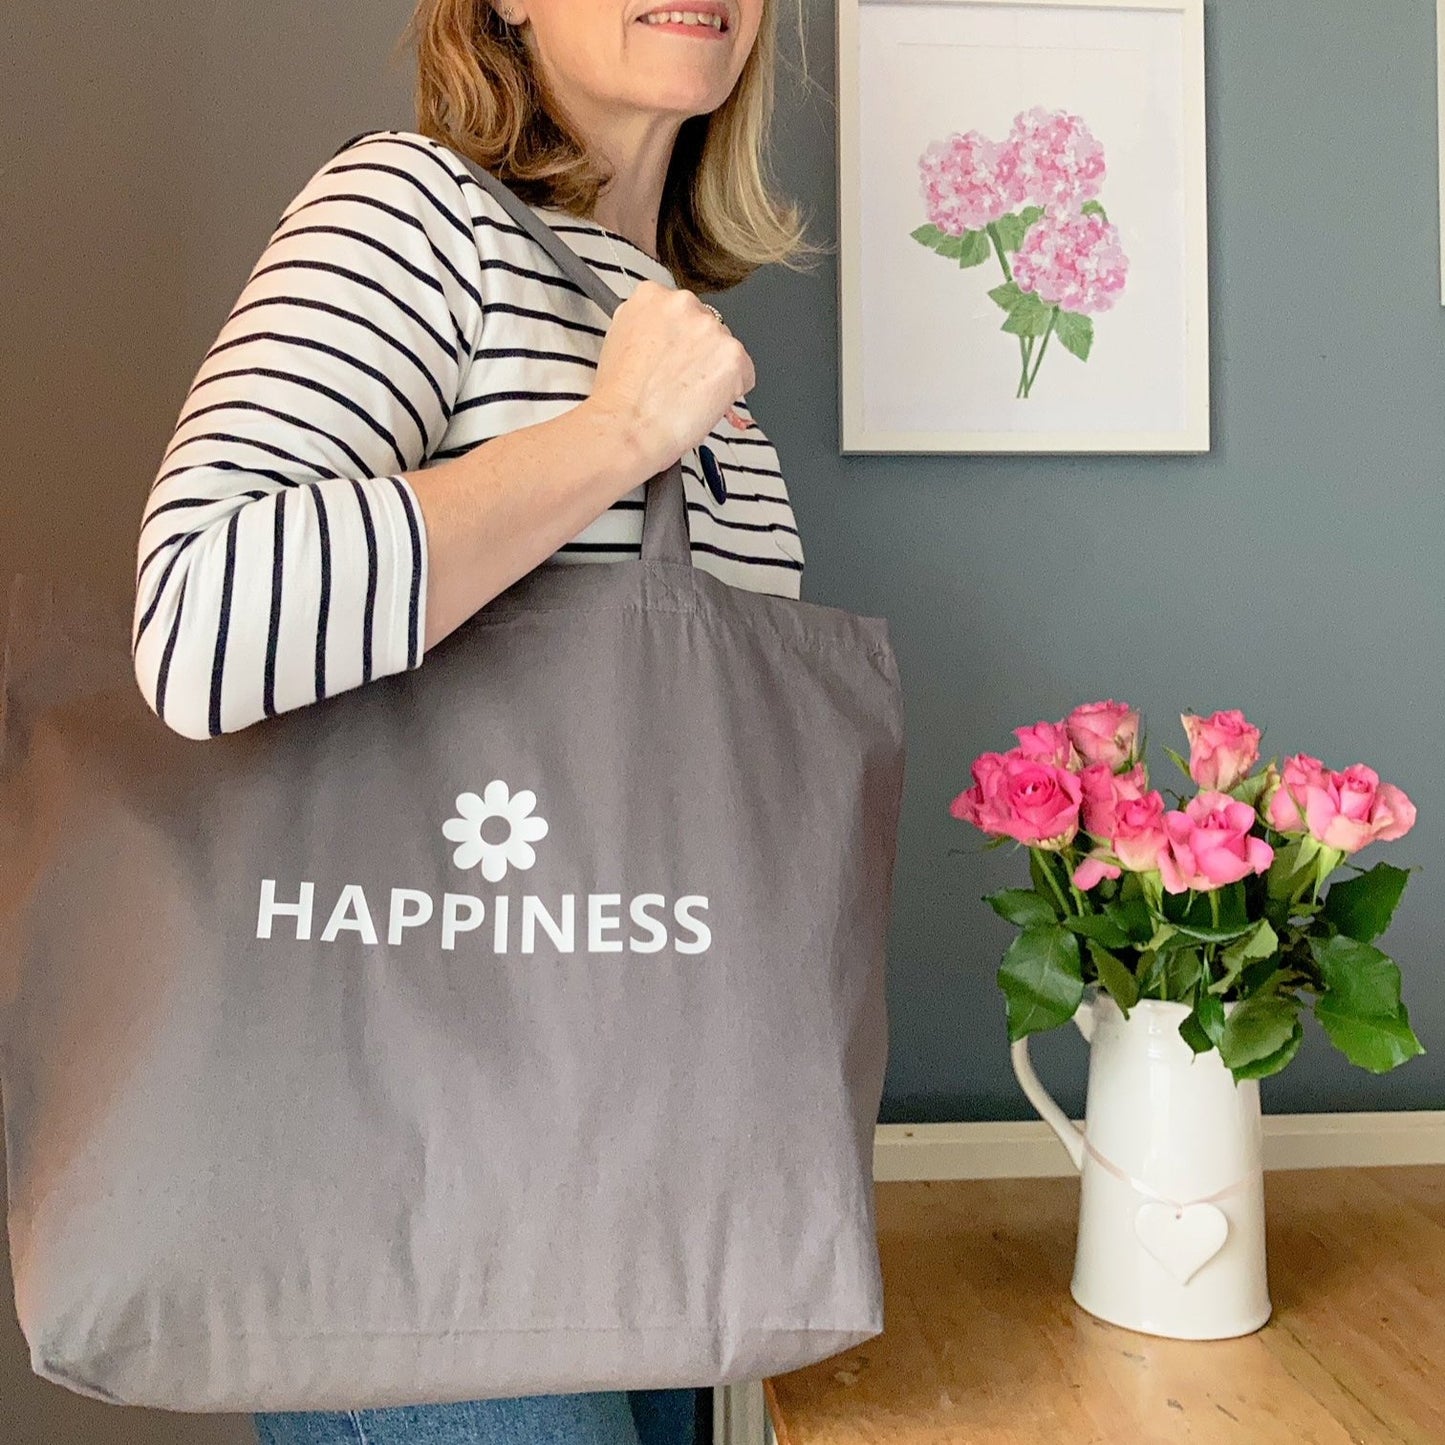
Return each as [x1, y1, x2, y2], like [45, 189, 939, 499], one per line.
[738, 0, 1444, 1120]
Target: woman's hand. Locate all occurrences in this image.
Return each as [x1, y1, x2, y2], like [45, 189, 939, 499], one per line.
[587, 280, 758, 479]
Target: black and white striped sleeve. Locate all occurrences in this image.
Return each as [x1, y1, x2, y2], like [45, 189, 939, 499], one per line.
[132, 130, 485, 739]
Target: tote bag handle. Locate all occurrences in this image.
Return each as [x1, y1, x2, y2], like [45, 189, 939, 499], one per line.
[443, 147, 692, 568]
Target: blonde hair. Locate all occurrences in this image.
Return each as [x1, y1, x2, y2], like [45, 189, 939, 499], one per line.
[395, 0, 826, 294]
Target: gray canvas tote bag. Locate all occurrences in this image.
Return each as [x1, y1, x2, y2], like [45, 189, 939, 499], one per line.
[0, 151, 906, 1413]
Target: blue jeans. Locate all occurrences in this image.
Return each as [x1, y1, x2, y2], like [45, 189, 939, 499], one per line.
[252, 1388, 699, 1445]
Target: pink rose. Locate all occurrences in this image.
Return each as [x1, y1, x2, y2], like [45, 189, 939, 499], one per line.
[1112, 792, 1170, 873]
[1181, 709, 1261, 793]
[1072, 790, 1168, 890]
[1266, 754, 1416, 853]
[950, 749, 1082, 849]
[1065, 700, 1140, 770]
[1158, 792, 1274, 894]
[1078, 762, 1148, 837]
[1364, 781, 1417, 844]
[950, 751, 1010, 833]
[1013, 719, 1078, 769]
[1305, 764, 1417, 853]
[1266, 754, 1331, 834]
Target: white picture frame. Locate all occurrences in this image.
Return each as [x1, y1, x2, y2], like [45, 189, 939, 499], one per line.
[837, 0, 1211, 454]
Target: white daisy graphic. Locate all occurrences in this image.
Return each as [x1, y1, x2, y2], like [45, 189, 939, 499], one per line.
[442, 781, 549, 882]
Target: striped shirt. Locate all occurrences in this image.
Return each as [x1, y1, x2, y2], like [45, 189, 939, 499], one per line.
[133, 128, 805, 740]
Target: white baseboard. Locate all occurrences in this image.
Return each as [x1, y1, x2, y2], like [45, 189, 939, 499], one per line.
[715, 1111, 1445, 1445]
[873, 1109, 1445, 1181]
[713, 1377, 774, 1445]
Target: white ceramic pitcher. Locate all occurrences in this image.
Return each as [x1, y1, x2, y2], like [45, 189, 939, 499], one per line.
[1012, 992, 1272, 1339]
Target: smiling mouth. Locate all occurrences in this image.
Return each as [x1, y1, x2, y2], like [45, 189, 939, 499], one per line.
[635, 11, 730, 33]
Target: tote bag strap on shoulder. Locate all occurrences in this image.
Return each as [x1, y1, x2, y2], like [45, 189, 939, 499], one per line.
[444, 147, 691, 568]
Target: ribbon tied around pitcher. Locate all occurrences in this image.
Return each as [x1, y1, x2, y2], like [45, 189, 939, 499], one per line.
[1083, 1134, 1254, 1286]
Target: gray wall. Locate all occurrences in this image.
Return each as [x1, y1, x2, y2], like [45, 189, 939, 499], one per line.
[2, 0, 1442, 1438]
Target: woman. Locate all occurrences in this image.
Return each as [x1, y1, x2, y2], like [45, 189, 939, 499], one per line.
[132, 0, 818, 1440]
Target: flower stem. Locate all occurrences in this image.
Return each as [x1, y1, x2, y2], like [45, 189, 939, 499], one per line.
[1034, 848, 1074, 919]
[986, 223, 1014, 283]
[1208, 889, 1221, 975]
[988, 222, 1035, 396]
[1021, 308, 1058, 397]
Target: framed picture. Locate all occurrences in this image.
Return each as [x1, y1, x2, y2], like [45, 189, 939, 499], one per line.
[837, 0, 1210, 454]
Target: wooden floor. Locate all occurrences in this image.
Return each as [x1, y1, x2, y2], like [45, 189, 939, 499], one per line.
[764, 1166, 1445, 1445]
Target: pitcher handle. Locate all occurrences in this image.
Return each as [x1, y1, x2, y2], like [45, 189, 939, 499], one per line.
[1008, 1001, 1092, 1172]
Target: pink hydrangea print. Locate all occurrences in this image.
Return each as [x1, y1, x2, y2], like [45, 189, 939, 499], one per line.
[918, 131, 1026, 234]
[1013, 209, 1129, 315]
[1008, 107, 1107, 210]
[910, 106, 1129, 398]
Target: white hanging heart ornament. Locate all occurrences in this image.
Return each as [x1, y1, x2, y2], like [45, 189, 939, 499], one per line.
[1133, 1201, 1230, 1285]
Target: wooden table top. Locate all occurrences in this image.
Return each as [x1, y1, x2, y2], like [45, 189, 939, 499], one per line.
[764, 1166, 1445, 1445]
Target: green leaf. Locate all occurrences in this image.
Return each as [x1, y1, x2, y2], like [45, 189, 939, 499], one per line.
[1212, 919, 1280, 995]
[1054, 310, 1094, 362]
[911, 223, 991, 267]
[1173, 917, 1254, 944]
[1308, 936, 1425, 1073]
[1265, 843, 1312, 895]
[1063, 913, 1133, 948]
[1173, 884, 1251, 943]
[1020, 206, 1045, 226]
[1265, 840, 1304, 898]
[1163, 949, 1204, 998]
[1231, 1020, 1305, 1080]
[1315, 999, 1424, 1073]
[1195, 989, 1227, 1044]
[1309, 935, 1403, 1017]
[1221, 880, 1249, 920]
[997, 925, 1085, 1043]
[1105, 893, 1155, 945]
[1217, 993, 1300, 1072]
[992, 212, 1026, 252]
[1002, 292, 1055, 338]
[1088, 942, 1139, 1013]
[988, 280, 1023, 313]
[1322, 863, 1411, 943]
[1179, 988, 1226, 1055]
[985, 887, 1058, 929]
[1229, 767, 1276, 808]
[1081, 200, 1108, 220]
[1163, 744, 1193, 782]
[1267, 834, 1324, 902]
[1144, 922, 1180, 951]
[956, 229, 992, 267]
[1150, 948, 1203, 1001]
[1239, 957, 1287, 996]
[1178, 1011, 1213, 1054]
